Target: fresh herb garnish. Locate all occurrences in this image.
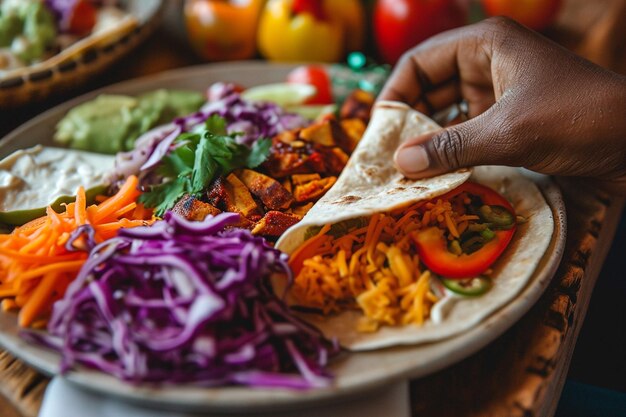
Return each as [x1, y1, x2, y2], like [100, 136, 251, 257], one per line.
[139, 115, 272, 215]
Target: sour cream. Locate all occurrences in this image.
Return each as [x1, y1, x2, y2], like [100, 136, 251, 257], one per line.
[0, 146, 115, 212]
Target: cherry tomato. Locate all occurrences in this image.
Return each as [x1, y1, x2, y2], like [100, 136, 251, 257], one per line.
[286, 65, 333, 105]
[68, 0, 97, 36]
[481, 0, 562, 31]
[374, 0, 467, 65]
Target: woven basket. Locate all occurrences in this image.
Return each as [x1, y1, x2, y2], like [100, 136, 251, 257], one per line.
[0, 0, 164, 108]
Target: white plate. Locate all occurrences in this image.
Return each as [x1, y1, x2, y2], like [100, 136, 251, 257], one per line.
[0, 62, 567, 413]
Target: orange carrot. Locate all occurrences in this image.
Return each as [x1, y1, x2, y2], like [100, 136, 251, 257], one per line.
[0, 175, 154, 328]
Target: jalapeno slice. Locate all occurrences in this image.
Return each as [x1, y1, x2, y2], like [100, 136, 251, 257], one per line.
[478, 205, 515, 229]
[441, 276, 492, 296]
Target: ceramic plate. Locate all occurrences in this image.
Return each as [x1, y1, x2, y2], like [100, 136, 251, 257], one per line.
[0, 62, 567, 413]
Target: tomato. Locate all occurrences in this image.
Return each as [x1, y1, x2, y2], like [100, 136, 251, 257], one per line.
[286, 65, 333, 105]
[481, 0, 562, 31]
[411, 182, 517, 279]
[68, 0, 97, 36]
[373, 0, 467, 65]
[292, 0, 326, 20]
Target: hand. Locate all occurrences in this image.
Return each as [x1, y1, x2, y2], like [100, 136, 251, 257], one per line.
[379, 17, 626, 194]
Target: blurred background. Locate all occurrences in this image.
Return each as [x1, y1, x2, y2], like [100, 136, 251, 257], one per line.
[0, 0, 625, 415]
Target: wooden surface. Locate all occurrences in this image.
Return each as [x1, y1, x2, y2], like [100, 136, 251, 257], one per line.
[0, 1, 624, 416]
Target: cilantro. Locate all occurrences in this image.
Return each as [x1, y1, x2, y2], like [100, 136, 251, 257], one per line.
[139, 115, 272, 216]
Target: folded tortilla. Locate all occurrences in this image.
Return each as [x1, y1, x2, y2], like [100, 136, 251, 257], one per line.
[275, 101, 554, 351]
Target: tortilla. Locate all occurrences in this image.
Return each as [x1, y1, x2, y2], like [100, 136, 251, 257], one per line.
[275, 101, 554, 351]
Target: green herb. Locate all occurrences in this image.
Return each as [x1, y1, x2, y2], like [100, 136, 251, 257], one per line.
[139, 115, 271, 215]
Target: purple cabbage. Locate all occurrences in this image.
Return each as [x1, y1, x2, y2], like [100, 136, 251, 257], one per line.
[110, 83, 308, 184]
[31, 212, 336, 388]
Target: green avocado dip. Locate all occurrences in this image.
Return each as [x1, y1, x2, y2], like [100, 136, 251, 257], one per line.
[0, 145, 115, 225]
[54, 89, 205, 154]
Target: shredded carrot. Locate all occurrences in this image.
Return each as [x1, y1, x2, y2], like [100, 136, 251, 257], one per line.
[0, 175, 154, 328]
[290, 191, 486, 331]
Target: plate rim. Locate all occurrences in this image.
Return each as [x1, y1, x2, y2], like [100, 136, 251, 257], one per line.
[0, 62, 567, 413]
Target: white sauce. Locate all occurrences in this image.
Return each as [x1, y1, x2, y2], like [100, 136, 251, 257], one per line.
[0, 145, 115, 212]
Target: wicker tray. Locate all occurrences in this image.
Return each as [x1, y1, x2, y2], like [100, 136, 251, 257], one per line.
[0, 0, 163, 108]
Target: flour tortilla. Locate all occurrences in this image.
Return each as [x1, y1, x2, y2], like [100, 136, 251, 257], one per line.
[275, 101, 554, 351]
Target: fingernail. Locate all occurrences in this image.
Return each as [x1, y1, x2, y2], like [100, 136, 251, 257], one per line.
[395, 145, 429, 174]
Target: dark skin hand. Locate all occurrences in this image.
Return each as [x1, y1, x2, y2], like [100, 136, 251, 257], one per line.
[380, 17, 626, 195]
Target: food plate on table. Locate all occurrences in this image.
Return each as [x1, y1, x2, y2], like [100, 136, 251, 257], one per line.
[0, 0, 163, 108]
[0, 62, 566, 412]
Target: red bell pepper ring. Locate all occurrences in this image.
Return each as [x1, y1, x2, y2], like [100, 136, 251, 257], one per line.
[411, 182, 516, 279]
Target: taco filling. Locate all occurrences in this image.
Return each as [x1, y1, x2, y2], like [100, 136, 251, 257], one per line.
[288, 181, 517, 333]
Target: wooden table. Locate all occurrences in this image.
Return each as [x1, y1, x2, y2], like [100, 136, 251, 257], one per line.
[0, 1, 624, 416]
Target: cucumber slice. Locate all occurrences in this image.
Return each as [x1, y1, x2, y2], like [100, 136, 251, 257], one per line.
[0, 184, 108, 226]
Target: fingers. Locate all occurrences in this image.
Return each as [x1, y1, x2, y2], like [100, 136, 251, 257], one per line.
[378, 22, 499, 121]
[394, 103, 520, 178]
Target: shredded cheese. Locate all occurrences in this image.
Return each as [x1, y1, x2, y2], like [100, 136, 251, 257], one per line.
[292, 194, 478, 332]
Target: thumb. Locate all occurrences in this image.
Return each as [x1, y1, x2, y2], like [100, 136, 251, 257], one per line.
[394, 111, 515, 178]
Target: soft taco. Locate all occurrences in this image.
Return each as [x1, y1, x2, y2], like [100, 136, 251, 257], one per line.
[274, 101, 554, 351]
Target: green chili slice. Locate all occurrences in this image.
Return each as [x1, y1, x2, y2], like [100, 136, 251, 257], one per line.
[441, 276, 492, 296]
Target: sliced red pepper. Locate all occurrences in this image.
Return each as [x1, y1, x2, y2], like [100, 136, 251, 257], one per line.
[411, 182, 516, 279]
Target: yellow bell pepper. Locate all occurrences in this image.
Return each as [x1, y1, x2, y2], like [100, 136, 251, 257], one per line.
[324, 0, 365, 53]
[185, 0, 264, 61]
[257, 0, 344, 62]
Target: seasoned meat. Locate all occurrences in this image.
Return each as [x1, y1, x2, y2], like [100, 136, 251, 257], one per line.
[340, 89, 374, 123]
[251, 211, 300, 237]
[339, 118, 366, 152]
[290, 202, 314, 218]
[225, 173, 263, 221]
[172, 195, 221, 221]
[293, 176, 337, 203]
[207, 175, 262, 221]
[236, 169, 294, 210]
[299, 121, 335, 146]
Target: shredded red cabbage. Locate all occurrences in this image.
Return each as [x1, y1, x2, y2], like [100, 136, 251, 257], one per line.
[112, 83, 308, 181]
[32, 212, 336, 388]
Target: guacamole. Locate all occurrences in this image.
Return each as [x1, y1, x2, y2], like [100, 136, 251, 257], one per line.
[54, 89, 205, 154]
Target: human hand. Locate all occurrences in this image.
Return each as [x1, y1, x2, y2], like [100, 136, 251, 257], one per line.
[380, 17, 626, 194]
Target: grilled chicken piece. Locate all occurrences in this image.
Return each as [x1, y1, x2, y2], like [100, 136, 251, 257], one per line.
[291, 173, 321, 185]
[263, 140, 309, 178]
[251, 211, 300, 237]
[299, 121, 335, 146]
[339, 118, 366, 152]
[290, 203, 314, 218]
[225, 174, 263, 221]
[236, 169, 294, 210]
[207, 176, 263, 222]
[293, 177, 337, 203]
[340, 89, 374, 123]
[172, 195, 221, 221]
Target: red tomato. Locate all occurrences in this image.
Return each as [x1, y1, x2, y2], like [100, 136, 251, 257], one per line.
[286, 65, 333, 105]
[68, 0, 97, 36]
[374, 0, 467, 65]
[291, 0, 327, 20]
[481, 0, 562, 31]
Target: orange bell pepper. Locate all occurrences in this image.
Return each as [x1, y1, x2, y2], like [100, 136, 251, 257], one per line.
[184, 0, 264, 61]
